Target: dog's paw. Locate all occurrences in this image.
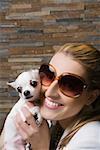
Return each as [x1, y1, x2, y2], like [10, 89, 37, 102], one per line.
[29, 106, 43, 126]
[35, 112, 43, 126]
[24, 104, 42, 126]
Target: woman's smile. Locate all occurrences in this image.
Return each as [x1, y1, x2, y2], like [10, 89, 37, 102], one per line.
[44, 97, 63, 110]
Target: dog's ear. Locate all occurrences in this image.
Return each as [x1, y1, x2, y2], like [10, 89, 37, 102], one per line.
[7, 81, 16, 89]
[32, 69, 39, 78]
[32, 69, 39, 74]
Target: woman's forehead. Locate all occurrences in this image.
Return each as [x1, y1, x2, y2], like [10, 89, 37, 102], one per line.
[50, 52, 87, 79]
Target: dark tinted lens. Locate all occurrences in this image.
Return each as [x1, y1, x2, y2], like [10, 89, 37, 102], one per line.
[39, 64, 55, 86]
[58, 75, 84, 97]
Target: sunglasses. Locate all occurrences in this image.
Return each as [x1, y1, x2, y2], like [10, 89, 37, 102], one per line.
[39, 64, 87, 98]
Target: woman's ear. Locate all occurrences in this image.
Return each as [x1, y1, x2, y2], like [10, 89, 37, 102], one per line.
[86, 89, 100, 105]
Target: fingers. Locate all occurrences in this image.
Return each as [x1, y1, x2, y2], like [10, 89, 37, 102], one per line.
[14, 112, 29, 140]
[21, 106, 38, 129]
[14, 108, 50, 149]
[14, 106, 39, 140]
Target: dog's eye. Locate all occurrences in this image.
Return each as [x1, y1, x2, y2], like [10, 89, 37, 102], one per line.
[30, 80, 38, 87]
[17, 87, 22, 93]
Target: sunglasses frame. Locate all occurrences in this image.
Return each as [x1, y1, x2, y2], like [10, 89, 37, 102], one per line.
[39, 63, 87, 98]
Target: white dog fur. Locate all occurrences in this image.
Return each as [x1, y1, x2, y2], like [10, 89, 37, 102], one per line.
[3, 69, 42, 150]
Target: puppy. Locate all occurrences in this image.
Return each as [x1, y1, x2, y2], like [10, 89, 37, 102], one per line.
[3, 69, 42, 150]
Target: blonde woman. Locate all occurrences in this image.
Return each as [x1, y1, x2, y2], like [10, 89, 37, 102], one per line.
[14, 44, 100, 150]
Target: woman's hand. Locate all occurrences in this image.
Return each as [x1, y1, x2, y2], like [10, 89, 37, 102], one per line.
[14, 102, 50, 150]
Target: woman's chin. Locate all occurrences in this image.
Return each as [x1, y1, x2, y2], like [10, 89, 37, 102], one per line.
[40, 105, 59, 121]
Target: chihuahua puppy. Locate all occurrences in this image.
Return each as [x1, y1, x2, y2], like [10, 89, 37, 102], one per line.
[3, 69, 42, 150]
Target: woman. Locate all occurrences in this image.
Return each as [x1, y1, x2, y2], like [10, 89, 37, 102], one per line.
[15, 44, 100, 150]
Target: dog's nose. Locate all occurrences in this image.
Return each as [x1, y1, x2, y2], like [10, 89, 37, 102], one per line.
[24, 90, 30, 96]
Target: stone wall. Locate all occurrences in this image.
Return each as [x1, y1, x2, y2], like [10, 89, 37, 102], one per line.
[0, 0, 100, 133]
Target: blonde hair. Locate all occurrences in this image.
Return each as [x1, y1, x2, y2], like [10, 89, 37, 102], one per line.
[55, 43, 100, 148]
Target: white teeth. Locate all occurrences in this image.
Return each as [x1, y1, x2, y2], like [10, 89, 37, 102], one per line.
[45, 98, 60, 108]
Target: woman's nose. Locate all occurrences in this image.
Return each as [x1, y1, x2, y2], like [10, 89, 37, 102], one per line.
[45, 80, 59, 98]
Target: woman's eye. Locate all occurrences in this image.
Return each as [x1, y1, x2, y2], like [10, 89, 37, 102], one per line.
[30, 80, 38, 87]
[17, 87, 22, 93]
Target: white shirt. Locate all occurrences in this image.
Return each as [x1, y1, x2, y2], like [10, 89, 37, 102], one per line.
[57, 121, 100, 150]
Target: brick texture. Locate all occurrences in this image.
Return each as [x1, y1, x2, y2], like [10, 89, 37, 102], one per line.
[0, 0, 100, 133]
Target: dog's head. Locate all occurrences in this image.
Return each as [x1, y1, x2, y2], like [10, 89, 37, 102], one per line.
[7, 69, 41, 102]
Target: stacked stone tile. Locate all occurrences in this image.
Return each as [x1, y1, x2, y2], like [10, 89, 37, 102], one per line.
[0, 0, 100, 133]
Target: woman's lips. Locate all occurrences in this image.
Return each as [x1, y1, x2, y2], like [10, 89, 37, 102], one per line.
[44, 98, 63, 110]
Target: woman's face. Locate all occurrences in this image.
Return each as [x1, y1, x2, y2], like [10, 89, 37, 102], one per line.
[40, 52, 89, 122]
